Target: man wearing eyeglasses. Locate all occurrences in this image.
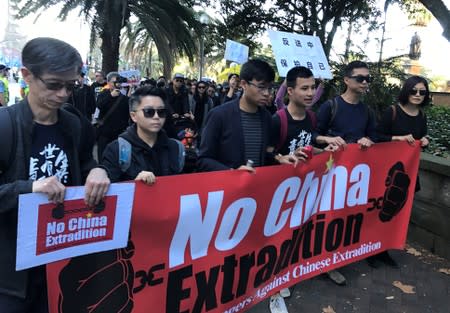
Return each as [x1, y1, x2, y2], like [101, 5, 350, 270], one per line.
[316, 60, 377, 150]
[197, 59, 297, 172]
[0, 37, 110, 313]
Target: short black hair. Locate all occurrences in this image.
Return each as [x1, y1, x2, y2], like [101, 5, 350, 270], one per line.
[286, 66, 314, 88]
[343, 60, 369, 77]
[398, 75, 430, 107]
[228, 73, 239, 81]
[129, 86, 167, 112]
[22, 37, 82, 77]
[240, 59, 275, 83]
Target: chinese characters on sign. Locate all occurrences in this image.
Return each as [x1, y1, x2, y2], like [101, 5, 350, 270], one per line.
[268, 30, 332, 79]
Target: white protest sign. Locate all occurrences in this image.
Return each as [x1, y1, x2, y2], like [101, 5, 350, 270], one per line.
[268, 30, 333, 79]
[119, 69, 141, 85]
[16, 183, 135, 270]
[224, 39, 249, 64]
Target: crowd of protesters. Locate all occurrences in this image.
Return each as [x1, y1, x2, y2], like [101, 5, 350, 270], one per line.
[0, 37, 431, 312]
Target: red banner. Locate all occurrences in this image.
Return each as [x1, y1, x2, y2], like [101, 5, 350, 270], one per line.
[47, 142, 420, 313]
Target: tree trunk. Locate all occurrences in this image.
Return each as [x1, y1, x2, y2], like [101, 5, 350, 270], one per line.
[100, 30, 121, 74]
[418, 0, 450, 42]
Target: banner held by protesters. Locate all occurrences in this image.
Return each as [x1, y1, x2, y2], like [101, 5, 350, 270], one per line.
[47, 141, 420, 313]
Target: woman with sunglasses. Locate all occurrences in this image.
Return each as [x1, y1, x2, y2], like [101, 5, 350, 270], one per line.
[370, 75, 430, 269]
[101, 86, 183, 184]
[191, 81, 213, 131]
[377, 75, 429, 151]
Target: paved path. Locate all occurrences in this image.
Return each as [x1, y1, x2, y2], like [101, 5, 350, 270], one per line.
[248, 241, 450, 313]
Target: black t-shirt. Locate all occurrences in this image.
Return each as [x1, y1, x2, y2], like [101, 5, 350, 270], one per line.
[91, 81, 107, 99]
[29, 122, 71, 185]
[377, 104, 427, 142]
[270, 108, 314, 155]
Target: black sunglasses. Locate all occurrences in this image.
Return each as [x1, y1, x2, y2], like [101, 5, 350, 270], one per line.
[140, 107, 167, 118]
[349, 75, 372, 83]
[409, 89, 427, 96]
[197, 85, 206, 89]
[37, 76, 78, 91]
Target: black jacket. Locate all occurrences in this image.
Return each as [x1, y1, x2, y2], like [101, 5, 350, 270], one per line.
[0, 99, 99, 298]
[67, 84, 96, 120]
[197, 98, 273, 171]
[101, 124, 181, 182]
[96, 90, 130, 139]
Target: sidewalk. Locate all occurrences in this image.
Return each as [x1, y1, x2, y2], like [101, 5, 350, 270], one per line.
[248, 241, 450, 313]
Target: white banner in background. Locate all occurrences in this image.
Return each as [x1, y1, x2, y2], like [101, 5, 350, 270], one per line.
[224, 39, 249, 64]
[268, 30, 333, 79]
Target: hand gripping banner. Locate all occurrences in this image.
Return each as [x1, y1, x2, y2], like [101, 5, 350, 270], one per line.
[47, 142, 421, 313]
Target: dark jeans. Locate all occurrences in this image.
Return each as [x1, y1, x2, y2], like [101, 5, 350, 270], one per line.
[0, 266, 48, 313]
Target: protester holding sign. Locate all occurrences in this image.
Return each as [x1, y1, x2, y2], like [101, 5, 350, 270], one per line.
[315, 60, 377, 150]
[0, 37, 110, 313]
[268, 66, 334, 157]
[315, 60, 377, 285]
[197, 59, 298, 172]
[369, 75, 430, 268]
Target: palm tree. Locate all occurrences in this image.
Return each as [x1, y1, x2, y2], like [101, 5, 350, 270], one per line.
[16, 0, 201, 75]
[121, 4, 201, 78]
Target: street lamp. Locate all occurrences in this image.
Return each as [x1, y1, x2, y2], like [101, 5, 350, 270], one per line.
[198, 12, 210, 81]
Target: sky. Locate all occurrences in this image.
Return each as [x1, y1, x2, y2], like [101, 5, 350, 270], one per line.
[1, 0, 449, 80]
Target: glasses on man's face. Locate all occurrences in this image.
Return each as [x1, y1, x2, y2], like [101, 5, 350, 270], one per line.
[409, 89, 427, 96]
[36, 76, 78, 92]
[174, 79, 183, 83]
[247, 81, 273, 94]
[197, 85, 206, 90]
[139, 107, 167, 118]
[349, 75, 372, 83]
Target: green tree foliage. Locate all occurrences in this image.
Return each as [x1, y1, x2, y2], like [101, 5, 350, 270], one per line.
[202, 0, 381, 59]
[425, 106, 450, 158]
[16, 0, 201, 75]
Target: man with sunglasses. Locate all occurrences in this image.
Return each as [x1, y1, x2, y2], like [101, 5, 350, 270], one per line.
[315, 60, 377, 286]
[96, 72, 131, 160]
[316, 60, 377, 150]
[0, 37, 110, 313]
[166, 73, 192, 120]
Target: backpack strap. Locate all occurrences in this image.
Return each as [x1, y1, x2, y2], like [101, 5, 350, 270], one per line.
[0, 107, 16, 174]
[168, 138, 185, 174]
[306, 109, 317, 129]
[276, 108, 288, 151]
[328, 97, 338, 129]
[118, 137, 132, 172]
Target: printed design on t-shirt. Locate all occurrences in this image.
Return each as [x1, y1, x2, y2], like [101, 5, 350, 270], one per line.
[288, 130, 312, 154]
[29, 143, 69, 183]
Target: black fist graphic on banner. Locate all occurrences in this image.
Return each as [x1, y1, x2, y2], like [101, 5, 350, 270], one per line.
[58, 240, 135, 313]
[379, 162, 411, 222]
